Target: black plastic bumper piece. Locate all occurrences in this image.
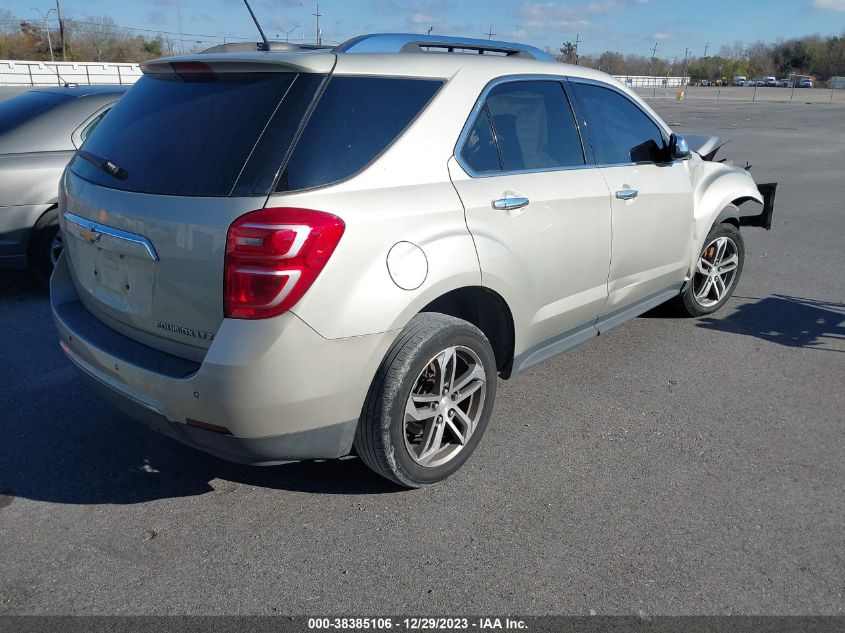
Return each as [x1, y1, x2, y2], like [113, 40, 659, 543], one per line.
[741, 182, 777, 230]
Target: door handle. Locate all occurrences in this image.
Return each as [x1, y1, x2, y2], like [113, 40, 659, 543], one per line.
[492, 196, 530, 211]
[615, 189, 638, 200]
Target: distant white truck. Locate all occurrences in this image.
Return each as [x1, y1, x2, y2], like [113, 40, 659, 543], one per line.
[732, 76, 747, 86]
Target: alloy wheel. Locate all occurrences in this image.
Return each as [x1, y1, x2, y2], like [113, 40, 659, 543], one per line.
[403, 345, 487, 468]
[693, 235, 739, 308]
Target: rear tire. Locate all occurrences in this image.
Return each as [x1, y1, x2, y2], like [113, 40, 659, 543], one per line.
[355, 313, 497, 488]
[675, 220, 745, 317]
[28, 207, 61, 285]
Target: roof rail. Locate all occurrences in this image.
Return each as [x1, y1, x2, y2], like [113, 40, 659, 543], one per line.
[334, 33, 554, 62]
[200, 41, 333, 54]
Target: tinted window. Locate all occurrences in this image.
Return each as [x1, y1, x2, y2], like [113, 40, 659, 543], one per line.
[276, 76, 442, 192]
[573, 83, 666, 164]
[460, 105, 501, 173]
[70, 72, 305, 197]
[485, 81, 584, 171]
[0, 91, 66, 131]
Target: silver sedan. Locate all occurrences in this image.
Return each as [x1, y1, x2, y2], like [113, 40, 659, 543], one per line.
[0, 85, 127, 281]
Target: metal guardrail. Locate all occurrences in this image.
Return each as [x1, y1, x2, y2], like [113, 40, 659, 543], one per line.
[0, 60, 142, 86]
[614, 75, 689, 88]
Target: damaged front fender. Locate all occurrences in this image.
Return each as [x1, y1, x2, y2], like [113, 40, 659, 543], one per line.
[688, 156, 776, 273]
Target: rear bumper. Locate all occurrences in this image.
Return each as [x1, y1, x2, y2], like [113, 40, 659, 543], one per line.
[73, 357, 356, 465]
[51, 255, 398, 465]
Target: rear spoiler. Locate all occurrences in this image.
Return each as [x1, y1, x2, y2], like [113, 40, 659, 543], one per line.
[740, 182, 777, 230]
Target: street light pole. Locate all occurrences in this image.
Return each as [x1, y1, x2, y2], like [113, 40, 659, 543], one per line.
[286, 24, 302, 42]
[31, 8, 56, 62]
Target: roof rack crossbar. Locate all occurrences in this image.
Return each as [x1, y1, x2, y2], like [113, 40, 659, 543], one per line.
[334, 34, 554, 62]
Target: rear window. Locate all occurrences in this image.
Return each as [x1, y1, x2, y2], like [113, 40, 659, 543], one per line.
[275, 76, 443, 192]
[69, 72, 306, 197]
[0, 91, 67, 131]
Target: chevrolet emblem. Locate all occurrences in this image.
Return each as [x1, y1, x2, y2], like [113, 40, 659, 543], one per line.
[79, 228, 101, 244]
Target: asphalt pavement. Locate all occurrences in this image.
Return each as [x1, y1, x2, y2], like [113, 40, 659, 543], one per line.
[0, 99, 842, 616]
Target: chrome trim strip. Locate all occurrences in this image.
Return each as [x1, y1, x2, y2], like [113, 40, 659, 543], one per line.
[63, 211, 159, 262]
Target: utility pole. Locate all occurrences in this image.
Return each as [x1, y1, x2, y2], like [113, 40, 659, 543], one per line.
[55, 0, 65, 60]
[313, 3, 322, 45]
[647, 41, 658, 77]
[703, 41, 710, 58]
[32, 8, 56, 62]
[486, 25, 495, 40]
[682, 48, 690, 85]
[176, 0, 184, 53]
[574, 32, 581, 65]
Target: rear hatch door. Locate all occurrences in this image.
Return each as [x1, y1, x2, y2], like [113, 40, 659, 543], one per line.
[61, 57, 330, 360]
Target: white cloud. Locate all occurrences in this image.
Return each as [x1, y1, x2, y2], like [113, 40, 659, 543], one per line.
[812, 0, 845, 9]
[653, 32, 672, 41]
[520, 0, 650, 29]
[410, 13, 435, 25]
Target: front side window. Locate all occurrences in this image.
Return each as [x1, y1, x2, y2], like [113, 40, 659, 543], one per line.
[572, 82, 667, 164]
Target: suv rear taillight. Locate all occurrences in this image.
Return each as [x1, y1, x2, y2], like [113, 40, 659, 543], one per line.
[224, 207, 345, 319]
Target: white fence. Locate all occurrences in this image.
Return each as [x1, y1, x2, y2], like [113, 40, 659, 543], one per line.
[0, 60, 142, 86]
[613, 75, 689, 88]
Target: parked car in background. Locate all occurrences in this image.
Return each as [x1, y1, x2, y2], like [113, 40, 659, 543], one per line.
[763, 76, 778, 87]
[799, 78, 813, 88]
[0, 85, 127, 281]
[732, 76, 747, 86]
[778, 78, 794, 87]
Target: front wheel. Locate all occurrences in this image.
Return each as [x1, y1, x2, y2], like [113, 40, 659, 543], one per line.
[354, 313, 497, 488]
[676, 220, 745, 317]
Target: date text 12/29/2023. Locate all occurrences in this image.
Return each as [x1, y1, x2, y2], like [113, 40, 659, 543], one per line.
[307, 618, 528, 630]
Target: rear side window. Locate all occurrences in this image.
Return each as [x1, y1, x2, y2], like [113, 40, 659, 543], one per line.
[485, 81, 585, 171]
[572, 82, 666, 164]
[70, 72, 302, 197]
[276, 76, 443, 192]
[0, 91, 66, 130]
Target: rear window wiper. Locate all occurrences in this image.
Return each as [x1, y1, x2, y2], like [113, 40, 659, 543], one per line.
[76, 150, 128, 181]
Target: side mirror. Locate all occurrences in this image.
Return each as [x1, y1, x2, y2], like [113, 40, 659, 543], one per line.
[669, 133, 691, 160]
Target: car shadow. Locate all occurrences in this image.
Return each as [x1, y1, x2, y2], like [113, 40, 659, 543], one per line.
[0, 270, 48, 300]
[1, 273, 406, 504]
[642, 293, 845, 352]
[696, 294, 845, 352]
[0, 404, 405, 506]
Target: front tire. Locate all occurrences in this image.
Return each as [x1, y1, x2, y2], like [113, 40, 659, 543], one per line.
[355, 313, 497, 488]
[676, 220, 745, 317]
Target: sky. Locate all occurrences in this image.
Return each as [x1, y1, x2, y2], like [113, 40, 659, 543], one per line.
[6, 0, 845, 59]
